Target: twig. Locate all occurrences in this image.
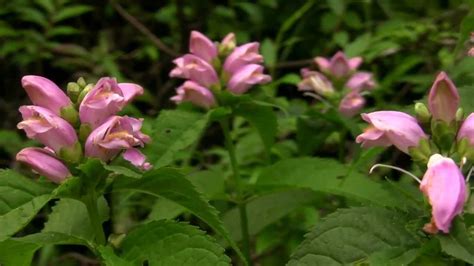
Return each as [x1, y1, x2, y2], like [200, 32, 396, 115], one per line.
[274, 58, 313, 69]
[110, 1, 179, 57]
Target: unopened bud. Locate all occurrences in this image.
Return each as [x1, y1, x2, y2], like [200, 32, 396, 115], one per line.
[67, 82, 81, 103]
[456, 108, 464, 122]
[77, 77, 87, 88]
[431, 120, 456, 153]
[59, 142, 82, 163]
[60, 105, 79, 126]
[414, 102, 430, 123]
[79, 123, 92, 142]
[77, 84, 93, 104]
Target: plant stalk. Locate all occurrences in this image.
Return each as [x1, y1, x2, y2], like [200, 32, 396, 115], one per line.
[220, 118, 252, 266]
[84, 192, 106, 246]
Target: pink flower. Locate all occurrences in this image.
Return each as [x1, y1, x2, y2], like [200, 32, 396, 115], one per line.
[428, 72, 459, 123]
[469, 47, 474, 57]
[356, 111, 427, 154]
[21, 75, 73, 115]
[223, 43, 264, 74]
[17, 106, 78, 154]
[16, 147, 71, 183]
[227, 64, 271, 95]
[338, 92, 365, 117]
[345, 72, 375, 91]
[123, 148, 152, 170]
[297, 70, 334, 96]
[458, 113, 474, 145]
[170, 54, 219, 87]
[85, 116, 150, 169]
[189, 31, 218, 63]
[420, 154, 467, 234]
[314, 51, 362, 78]
[170, 81, 216, 109]
[79, 77, 144, 129]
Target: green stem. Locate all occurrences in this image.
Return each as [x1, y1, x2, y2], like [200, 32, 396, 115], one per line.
[84, 192, 106, 246]
[220, 118, 252, 266]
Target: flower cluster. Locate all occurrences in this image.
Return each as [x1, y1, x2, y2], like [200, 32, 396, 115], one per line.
[358, 71, 470, 234]
[170, 31, 272, 108]
[298, 51, 375, 117]
[16, 76, 151, 183]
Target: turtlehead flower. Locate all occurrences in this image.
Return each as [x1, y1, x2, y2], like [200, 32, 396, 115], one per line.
[345, 72, 376, 91]
[227, 64, 271, 95]
[219, 32, 236, 53]
[458, 113, 474, 146]
[189, 31, 218, 63]
[223, 42, 264, 74]
[16, 147, 71, 183]
[315, 51, 362, 78]
[17, 106, 78, 154]
[297, 69, 334, 97]
[79, 77, 144, 129]
[170, 81, 216, 109]
[420, 154, 467, 234]
[123, 148, 152, 171]
[85, 116, 150, 169]
[338, 92, 365, 118]
[170, 54, 219, 87]
[428, 72, 459, 123]
[356, 111, 427, 154]
[21, 75, 73, 116]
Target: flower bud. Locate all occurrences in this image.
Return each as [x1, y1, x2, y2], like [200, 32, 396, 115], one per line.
[16, 147, 71, 183]
[79, 77, 144, 129]
[314, 51, 362, 79]
[428, 72, 459, 123]
[457, 113, 474, 159]
[420, 154, 467, 233]
[170, 81, 216, 109]
[227, 64, 271, 95]
[67, 82, 81, 102]
[170, 54, 219, 87]
[223, 42, 264, 74]
[77, 77, 87, 88]
[85, 116, 151, 169]
[356, 111, 428, 154]
[219, 32, 236, 56]
[414, 102, 431, 123]
[17, 106, 78, 155]
[21, 75, 73, 115]
[338, 92, 365, 117]
[297, 70, 334, 97]
[189, 31, 218, 63]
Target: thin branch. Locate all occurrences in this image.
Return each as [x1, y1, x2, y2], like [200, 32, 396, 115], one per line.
[110, 1, 179, 57]
[274, 58, 313, 69]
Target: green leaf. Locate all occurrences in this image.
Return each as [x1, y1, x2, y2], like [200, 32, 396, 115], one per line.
[234, 102, 277, 157]
[52, 5, 93, 23]
[437, 218, 474, 264]
[118, 220, 231, 265]
[113, 168, 245, 262]
[261, 38, 277, 67]
[99, 246, 133, 266]
[47, 26, 81, 37]
[223, 189, 318, 242]
[42, 197, 109, 245]
[327, 0, 345, 16]
[458, 85, 474, 114]
[145, 109, 209, 167]
[0, 170, 53, 241]
[369, 247, 419, 266]
[288, 207, 418, 265]
[256, 158, 400, 208]
[0, 232, 91, 266]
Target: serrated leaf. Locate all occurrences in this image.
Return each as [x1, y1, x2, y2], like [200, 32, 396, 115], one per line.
[52, 5, 93, 23]
[145, 109, 209, 167]
[0, 170, 54, 241]
[223, 189, 318, 242]
[256, 158, 400, 208]
[438, 218, 474, 264]
[113, 168, 245, 262]
[0, 232, 91, 266]
[288, 207, 418, 265]
[234, 102, 277, 156]
[99, 246, 133, 266]
[118, 220, 231, 265]
[42, 197, 109, 244]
